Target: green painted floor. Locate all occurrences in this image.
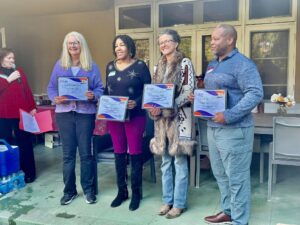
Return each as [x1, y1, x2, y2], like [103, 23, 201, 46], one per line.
[0, 144, 300, 225]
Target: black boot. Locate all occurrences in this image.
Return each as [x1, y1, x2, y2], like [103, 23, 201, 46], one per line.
[111, 153, 128, 207]
[129, 154, 143, 211]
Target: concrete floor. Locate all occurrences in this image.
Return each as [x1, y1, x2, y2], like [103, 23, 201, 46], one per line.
[0, 144, 300, 225]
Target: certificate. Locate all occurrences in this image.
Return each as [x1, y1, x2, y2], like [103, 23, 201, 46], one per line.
[193, 89, 226, 117]
[97, 96, 129, 121]
[58, 77, 88, 101]
[19, 109, 54, 134]
[142, 84, 175, 109]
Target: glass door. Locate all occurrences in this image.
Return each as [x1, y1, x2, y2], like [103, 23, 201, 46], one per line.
[196, 27, 242, 75]
[245, 24, 296, 99]
[130, 33, 154, 74]
[154, 30, 196, 72]
[177, 31, 196, 65]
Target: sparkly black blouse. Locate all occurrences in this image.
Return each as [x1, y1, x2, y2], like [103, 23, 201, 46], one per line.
[104, 59, 151, 118]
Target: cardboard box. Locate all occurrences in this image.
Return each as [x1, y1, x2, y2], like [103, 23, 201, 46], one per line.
[45, 133, 61, 148]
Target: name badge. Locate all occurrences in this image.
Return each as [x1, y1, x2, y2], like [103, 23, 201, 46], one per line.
[108, 71, 116, 77]
[206, 67, 214, 74]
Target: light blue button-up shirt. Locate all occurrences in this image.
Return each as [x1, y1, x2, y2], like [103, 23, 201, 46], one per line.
[205, 48, 263, 128]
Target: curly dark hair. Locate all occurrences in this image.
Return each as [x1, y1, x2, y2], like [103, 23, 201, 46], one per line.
[112, 35, 136, 59]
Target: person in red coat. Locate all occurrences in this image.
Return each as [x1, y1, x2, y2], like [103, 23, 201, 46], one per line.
[0, 48, 36, 183]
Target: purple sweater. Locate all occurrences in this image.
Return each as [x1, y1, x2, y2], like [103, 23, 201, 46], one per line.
[47, 60, 104, 114]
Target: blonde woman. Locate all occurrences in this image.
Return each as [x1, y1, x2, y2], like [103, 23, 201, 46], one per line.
[47, 31, 103, 205]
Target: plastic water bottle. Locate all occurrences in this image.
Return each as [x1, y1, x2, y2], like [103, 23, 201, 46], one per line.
[0, 171, 25, 194]
[0, 175, 11, 194]
[10, 171, 26, 191]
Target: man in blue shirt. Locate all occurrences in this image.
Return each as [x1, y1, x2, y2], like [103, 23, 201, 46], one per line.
[203, 24, 263, 225]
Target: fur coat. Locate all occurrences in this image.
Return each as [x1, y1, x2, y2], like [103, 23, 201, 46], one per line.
[149, 51, 196, 156]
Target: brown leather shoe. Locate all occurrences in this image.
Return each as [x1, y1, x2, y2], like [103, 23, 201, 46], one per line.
[158, 204, 172, 216]
[165, 207, 185, 219]
[204, 212, 232, 224]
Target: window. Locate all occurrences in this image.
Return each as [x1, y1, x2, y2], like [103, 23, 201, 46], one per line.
[130, 33, 154, 72]
[180, 36, 192, 60]
[118, 5, 151, 30]
[158, 0, 239, 27]
[203, 0, 239, 23]
[249, 0, 292, 19]
[134, 39, 150, 67]
[201, 35, 214, 73]
[159, 1, 194, 27]
[250, 30, 289, 99]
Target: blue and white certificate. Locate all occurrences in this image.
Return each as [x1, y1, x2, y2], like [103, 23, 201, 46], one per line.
[97, 96, 129, 121]
[142, 84, 175, 109]
[193, 89, 226, 117]
[58, 77, 88, 101]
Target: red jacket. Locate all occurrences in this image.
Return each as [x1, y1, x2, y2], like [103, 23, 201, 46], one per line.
[0, 68, 36, 119]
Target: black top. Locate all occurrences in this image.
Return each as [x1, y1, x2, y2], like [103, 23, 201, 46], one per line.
[104, 59, 151, 119]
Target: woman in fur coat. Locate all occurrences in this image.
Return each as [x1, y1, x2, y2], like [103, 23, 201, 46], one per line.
[148, 29, 195, 219]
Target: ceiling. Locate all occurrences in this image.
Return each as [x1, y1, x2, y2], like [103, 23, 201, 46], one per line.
[0, 0, 114, 17]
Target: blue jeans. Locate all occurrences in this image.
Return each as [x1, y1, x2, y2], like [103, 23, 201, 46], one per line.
[207, 126, 254, 225]
[56, 112, 95, 195]
[161, 152, 188, 209]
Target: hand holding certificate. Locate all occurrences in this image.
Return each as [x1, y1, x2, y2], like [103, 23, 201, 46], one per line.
[193, 89, 226, 118]
[97, 96, 129, 121]
[142, 84, 175, 109]
[58, 77, 88, 101]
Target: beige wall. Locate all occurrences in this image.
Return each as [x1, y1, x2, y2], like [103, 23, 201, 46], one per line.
[0, 8, 115, 94]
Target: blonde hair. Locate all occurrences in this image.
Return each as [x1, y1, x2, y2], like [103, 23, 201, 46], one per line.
[60, 31, 93, 71]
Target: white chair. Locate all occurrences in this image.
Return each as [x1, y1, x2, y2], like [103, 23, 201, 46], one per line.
[268, 117, 300, 200]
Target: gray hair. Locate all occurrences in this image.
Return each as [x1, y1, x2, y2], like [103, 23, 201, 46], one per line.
[216, 24, 237, 46]
[159, 29, 181, 45]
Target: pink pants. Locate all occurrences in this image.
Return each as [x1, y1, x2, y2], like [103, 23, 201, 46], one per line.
[107, 115, 146, 155]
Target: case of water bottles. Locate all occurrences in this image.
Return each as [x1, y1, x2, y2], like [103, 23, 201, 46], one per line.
[0, 139, 26, 195]
[0, 171, 26, 195]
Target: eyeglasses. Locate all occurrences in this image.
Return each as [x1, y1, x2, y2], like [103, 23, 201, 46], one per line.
[158, 39, 174, 46]
[67, 41, 80, 46]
